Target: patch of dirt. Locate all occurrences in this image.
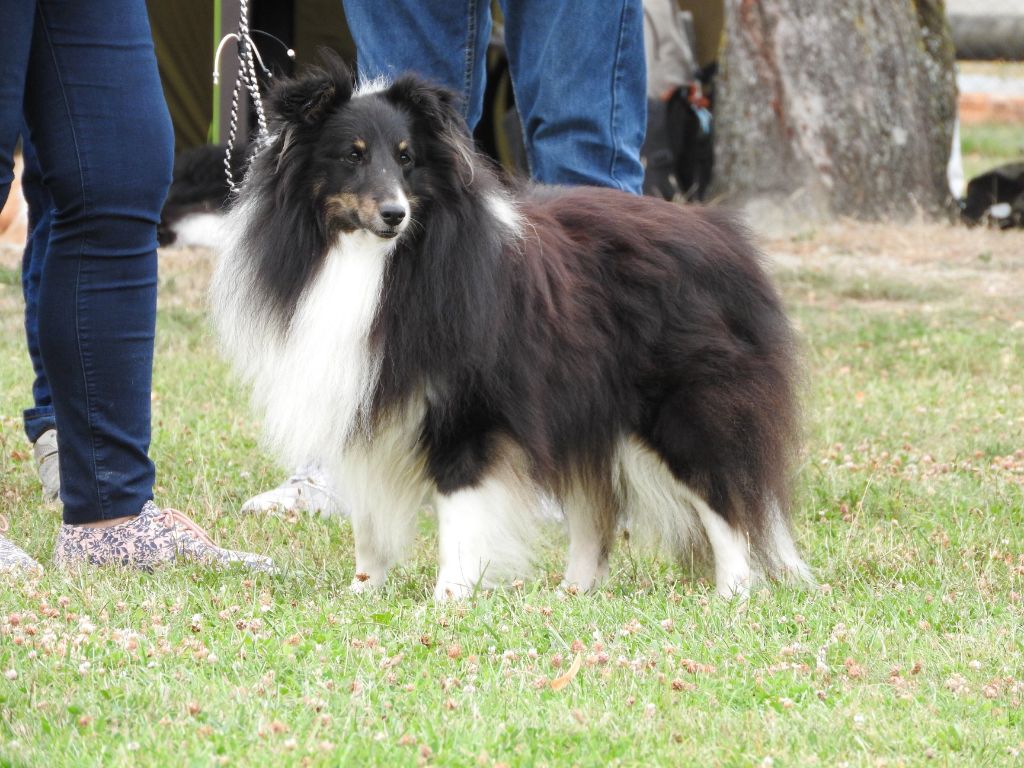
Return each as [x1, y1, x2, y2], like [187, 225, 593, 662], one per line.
[761, 221, 1024, 317]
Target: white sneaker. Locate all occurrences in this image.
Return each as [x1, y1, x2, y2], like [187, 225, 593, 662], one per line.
[240, 465, 345, 517]
[33, 429, 60, 503]
[0, 515, 42, 574]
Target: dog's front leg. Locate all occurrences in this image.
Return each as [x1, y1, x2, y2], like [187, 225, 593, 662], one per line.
[346, 486, 426, 592]
[434, 490, 492, 600]
[349, 504, 396, 592]
[341, 447, 426, 594]
[433, 471, 537, 601]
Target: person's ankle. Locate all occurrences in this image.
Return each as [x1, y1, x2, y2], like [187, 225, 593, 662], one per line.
[70, 515, 136, 529]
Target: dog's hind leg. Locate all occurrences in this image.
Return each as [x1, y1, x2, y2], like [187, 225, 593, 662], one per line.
[433, 440, 538, 600]
[560, 472, 617, 592]
[616, 436, 750, 597]
[690, 496, 752, 598]
[766, 497, 814, 586]
[659, 473, 751, 598]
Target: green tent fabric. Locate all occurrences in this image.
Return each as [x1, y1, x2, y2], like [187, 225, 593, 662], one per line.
[293, 2, 354, 69]
[148, 0, 215, 152]
[146, 0, 353, 153]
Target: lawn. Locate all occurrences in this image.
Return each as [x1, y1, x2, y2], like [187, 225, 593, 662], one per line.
[960, 121, 1024, 182]
[1, 222, 1022, 767]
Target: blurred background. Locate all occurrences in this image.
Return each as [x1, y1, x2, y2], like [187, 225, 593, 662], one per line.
[2, 0, 1023, 242]
[949, 0, 1024, 178]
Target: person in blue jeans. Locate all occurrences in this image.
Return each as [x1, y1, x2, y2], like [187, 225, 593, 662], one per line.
[0, 0, 273, 574]
[242, 0, 648, 516]
[347, 0, 647, 193]
[18, 137, 60, 503]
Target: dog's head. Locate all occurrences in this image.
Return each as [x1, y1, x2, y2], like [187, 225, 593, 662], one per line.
[265, 51, 473, 243]
[234, 53, 499, 328]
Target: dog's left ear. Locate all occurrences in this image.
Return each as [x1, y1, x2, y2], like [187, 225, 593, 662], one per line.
[384, 76, 466, 135]
[385, 77, 476, 183]
[269, 50, 354, 127]
[385, 77, 471, 143]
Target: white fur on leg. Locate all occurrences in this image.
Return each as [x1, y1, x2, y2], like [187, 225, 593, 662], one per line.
[434, 444, 539, 600]
[615, 437, 703, 558]
[348, 470, 421, 594]
[561, 486, 611, 592]
[690, 499, 752, 598]
[336, 406, 430, 593]
[562, 519, 608, 592]
[767, 498, 814, 585]
[606, 437, 807, 595]
[349, 514, 397, 593]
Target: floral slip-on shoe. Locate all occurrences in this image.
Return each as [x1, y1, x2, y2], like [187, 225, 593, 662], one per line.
[54, 501, 276, 573]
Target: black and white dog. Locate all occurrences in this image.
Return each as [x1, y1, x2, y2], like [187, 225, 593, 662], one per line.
[212, 55, 811, 599]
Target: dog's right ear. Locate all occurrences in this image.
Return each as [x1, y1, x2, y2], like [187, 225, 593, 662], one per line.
[269, 49, 353, 126]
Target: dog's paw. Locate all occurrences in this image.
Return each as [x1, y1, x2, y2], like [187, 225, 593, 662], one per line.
[349, 571, 385, 594]
[557, 580, 591, 597]
[433, 577, 473, 602]
[715, 577, 751, 601]
[560, 560, 609, 595]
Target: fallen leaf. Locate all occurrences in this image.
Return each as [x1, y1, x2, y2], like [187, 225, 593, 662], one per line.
[550, 654, 582, 691]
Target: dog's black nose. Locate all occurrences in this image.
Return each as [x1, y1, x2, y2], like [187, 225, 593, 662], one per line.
[380, 204, 406, 227]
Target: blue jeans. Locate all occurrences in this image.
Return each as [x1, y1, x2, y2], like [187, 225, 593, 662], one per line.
[19, 136, 55, 444]
[343, 0, 647, 194]
[1, 0, 174, 524]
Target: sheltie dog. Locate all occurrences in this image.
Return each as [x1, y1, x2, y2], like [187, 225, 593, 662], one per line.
[212, 55, 811, 599]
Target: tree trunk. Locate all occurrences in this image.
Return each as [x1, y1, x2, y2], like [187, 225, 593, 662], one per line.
[713, 0, 957, 221]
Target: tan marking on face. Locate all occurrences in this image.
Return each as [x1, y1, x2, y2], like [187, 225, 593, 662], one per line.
[325, 192, 360, 213]
[324, 192, 382, 226]
[353, 138, 367, 151]
[398, 140, 409, 152]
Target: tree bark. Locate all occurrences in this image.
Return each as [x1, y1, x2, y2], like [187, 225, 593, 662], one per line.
[713, 0, 957, 221]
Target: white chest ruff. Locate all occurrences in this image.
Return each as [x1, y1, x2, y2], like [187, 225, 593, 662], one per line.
[214, 230, 395, 469]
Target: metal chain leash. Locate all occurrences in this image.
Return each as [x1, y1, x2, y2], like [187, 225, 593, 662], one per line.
[213, 1, 294, 192]
[237, 0, 268, 141]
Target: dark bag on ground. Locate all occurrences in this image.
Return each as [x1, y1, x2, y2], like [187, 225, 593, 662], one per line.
[961, 162, 1024, 228]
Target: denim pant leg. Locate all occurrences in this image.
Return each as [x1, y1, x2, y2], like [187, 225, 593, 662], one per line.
[342, 0, 491, 129]
[499, 0, 647, 193]
[20, 135, 57, 444]
[0, 3, 34, 208]
[11, 0, 174, 524]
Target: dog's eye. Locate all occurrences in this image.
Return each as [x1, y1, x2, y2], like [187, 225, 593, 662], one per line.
[346, 148, 364, 164]
[399, 151, 413, 167]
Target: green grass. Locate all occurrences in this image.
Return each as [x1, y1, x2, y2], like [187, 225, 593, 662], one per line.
[1, 241, 1022, 767]
[960, 122, 1024, 181]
